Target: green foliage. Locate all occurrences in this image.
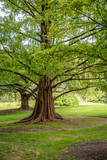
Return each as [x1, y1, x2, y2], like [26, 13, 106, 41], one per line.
[80, 87, 107, 104]
[55, 93, 79, 106]
[0, 0, 107, 102]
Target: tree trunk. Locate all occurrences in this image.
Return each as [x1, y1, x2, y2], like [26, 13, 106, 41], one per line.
[19, 91, 30, 110]
[19, 76, 63, 123]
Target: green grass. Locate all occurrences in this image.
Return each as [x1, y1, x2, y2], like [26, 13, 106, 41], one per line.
[0, 103, 107, 160]
[56, 104, 107, 117]
[0, 104, 107, 122]
[0, 125, 107, 160]
[0, 110, 32, 121]
[0, 104, 19, 110]
[0, 100, 35, 110]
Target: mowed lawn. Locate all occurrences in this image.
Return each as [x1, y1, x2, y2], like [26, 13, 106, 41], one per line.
[0, 103, 107, 160]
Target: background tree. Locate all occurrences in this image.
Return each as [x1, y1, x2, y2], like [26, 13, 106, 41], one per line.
[0, 71, 37, 110]
[0, 0, 107, 123]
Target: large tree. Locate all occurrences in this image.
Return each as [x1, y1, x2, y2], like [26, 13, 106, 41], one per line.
[0, 0, 107, 123]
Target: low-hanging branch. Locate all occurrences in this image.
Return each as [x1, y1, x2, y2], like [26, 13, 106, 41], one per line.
[64, 62, 107, 75]
[16, 87, 37, 99]
[52, 83, 62, 93]
[65, 58, 89, 73]
[0, 83, 37, 99]
[52, 61, 107, 89]
[0, 83, 33, 98]
[71, 77, 106, 81]
[54, 86, 95, 100]
[1, 47, 43, 77]
[64, 49, 107, 62]
[79, 63, 107, 72]
[0, 68, 38, 86]
[63, 70, 107, 77]
[73, 51, 107, 62]
[53, 86, 67, 93]
[51, 58, 89, 83]
[27, 87, 38, 96]
[52, 76, 106, 89]
[96, 55, 107, 62]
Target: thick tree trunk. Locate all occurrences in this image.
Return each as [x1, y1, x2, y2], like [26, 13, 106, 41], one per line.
[18, 90, 30, 110]
[20, 93, 30, 110]
[18, 2, 63, 123]
[19, 76, 64, 123]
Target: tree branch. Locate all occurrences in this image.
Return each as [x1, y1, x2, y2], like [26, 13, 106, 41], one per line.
[1, 47, 43, 76]
[8, 0, 35, 18]
[51, 57, 88, 83]
[0, 83, 23, 87]
[0, 68, 38, 86]
[24, 0, 41, 14]
[52, 63, 107, 89]
[19, 31, 41, 42]
[63, 70, 107, 77]
[71, 78, 106, 81]
[79, 63, 107, 72]
[64, 58, 89, 73]
[70, 6, 107, 28]
[18, 61, 43, 76]
[64, 25, 99, 43]
[59, 56, 85, 63]
[24, 0, 36, 17]
[17, 86, 37, 99]
[69, 29, 103, 46]
[54, 86, 94, 100]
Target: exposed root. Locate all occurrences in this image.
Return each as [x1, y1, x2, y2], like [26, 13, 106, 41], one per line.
[15, 76, 66, 125]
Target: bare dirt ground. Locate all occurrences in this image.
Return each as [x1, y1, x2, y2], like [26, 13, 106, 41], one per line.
[57, 139, 107, 160]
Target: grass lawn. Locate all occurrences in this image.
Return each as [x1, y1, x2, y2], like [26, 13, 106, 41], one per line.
[0, 103, 107, 160]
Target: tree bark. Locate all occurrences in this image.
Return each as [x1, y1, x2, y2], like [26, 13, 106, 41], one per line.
[18, 90, 31, 110]
[17, 1, 63, 123]
[19, 76, 63, 123]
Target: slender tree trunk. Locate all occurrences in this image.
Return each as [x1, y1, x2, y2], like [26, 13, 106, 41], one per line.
[19, 76, 63, 123]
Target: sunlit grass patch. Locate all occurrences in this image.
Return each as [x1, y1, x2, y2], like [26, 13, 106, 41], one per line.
[0, 104, 107, 160]
[56, 104, 107, 117]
